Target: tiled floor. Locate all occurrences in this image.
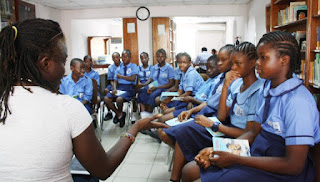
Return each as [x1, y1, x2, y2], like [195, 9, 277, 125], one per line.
[99, 117, 173, 182]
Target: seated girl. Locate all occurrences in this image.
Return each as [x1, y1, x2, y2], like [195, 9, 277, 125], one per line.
[183, 31, 320, 182]
[105, 49, 138, 128]
[166, 42, 264, 181]
[158, 44, 235, 148]
[157, 55, 220, 123]
[136, 52, 153, 117]
[167, 54, 183, 92]
[160, 52, 204, 111]
[138, 49, 175, 118]
[104, 52, 122, 121]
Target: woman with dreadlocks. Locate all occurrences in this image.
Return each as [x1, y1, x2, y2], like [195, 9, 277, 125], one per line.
[0, 18, 167, 181]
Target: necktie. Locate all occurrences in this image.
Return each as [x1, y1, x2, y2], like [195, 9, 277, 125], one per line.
[211, 73, 225, 95]
[157, 69, 160, 79]
[229, 93, 238, 116]
[124, 66, 127, 76]
[143, 71, 146, 80]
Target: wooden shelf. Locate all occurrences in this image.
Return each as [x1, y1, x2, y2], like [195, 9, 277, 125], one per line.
[313, 14, 320, 18]
[313, 50, 320, 53]
[274, 0, 294, 5]
[310, 83, 320, 89]
[274, 18, 307, 29]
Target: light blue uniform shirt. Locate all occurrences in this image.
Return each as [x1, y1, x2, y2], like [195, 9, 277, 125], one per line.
[151, 63, 174, 86]
[107, 63, 122, 80]
[114, 63, 139, 85]
[194, 77, 216, 101]
[255, 77, 320, 146]
[206, 73, 226, 109]
[226, 79, 264, 129]
[138, 65, 152, 83]
[84, 68, 100, 87]
[174, 67, 183, 80]
[179, 66, 204, 95]
[59, 73, 93, 102]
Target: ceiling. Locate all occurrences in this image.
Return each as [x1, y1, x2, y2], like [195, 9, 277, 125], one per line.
[25, 0, 252, 10]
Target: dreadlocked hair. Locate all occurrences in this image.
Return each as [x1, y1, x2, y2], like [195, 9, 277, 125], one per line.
[233, 42, 257, 61]
[0, 18, 64, 124]
[257, 31, 301, 78]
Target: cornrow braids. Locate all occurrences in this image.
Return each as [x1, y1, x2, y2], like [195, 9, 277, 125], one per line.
[0, 18, 64, 123]
[257, 31, 301, 78]
[156, 48, 166, 56]
[233, 42, 257, 61]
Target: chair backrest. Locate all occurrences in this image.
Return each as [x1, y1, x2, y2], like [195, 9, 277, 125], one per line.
[91, 79, 98, 106]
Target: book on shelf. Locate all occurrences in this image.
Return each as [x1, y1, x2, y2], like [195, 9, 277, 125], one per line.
[212, 137, 251, 157]
[314, 54, 320, 87]
[310, 61, 314, 84]
[317, 26, 320, 50]
[292, 31, 306, 50]
[318, 0, 320, 15]
[299, 60, 306, 80]
[293, 5, 307, 21]
[290, 1, 306, 22]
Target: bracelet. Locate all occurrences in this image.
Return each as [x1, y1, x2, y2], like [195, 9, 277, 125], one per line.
[121, 132, 135, 144]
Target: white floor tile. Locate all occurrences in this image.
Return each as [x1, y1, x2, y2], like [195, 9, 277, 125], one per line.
[147, 179, 169, 182]
[125, 152, 157, 165]
[116, 164, 152, 178]
[148, 165, 171, 180]
[113, 177, 148, 182]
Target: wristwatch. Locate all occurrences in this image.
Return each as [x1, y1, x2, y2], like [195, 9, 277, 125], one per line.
[211, 122, 220, 132]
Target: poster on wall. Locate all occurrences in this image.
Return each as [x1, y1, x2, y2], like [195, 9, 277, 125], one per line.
[158, 24, 165, 35]
[127, 23, 135, 33]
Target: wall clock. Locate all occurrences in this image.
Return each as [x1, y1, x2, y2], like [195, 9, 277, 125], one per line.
[136, 6, 150, 21]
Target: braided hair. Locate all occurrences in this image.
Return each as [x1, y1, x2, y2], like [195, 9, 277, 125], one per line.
[233, 42, 257, 61]
[0, 18, 64, 123]
[257, 31, 301, 78]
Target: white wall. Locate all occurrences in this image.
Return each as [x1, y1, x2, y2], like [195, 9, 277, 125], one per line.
[60, 4, 249, 72]
[25, 1, 61, 23]
[246, 0, 270, 44]
[71, 19, 122, 66]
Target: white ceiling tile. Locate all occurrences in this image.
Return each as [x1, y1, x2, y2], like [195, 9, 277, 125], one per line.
[26, 0, 251, 9]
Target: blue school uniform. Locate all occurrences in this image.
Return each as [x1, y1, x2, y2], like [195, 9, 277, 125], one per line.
[106, 63, 138, 101]
[84, 68, 100, 96]
[140, 63, 174, 107]
[200, 77, 320, 182]
[59, 73, 93, 113]
[171, 77, 216, 117]
[106, 62, 122, 91]
[137, 65, 153, 103]
[166, 66, 204, 108]
[165, 78, 263, 162]
[174, 67, 183, 81]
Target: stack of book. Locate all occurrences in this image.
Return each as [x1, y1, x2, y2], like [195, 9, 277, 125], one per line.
[278, 2, 307, 26]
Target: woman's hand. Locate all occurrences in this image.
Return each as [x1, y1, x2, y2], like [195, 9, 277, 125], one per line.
[195, 147, 213, 169]
[135, 114, 169, 131]
[209, 151, 238, 168]
[178, 110, 192, 121]
[117, 74, 123, 79]
[160, 103, 168, 111]
[194, 115, 214, 128]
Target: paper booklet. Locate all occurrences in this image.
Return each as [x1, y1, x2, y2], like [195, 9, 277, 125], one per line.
[110, 90, 126, 96]
[148, 80, 159, 88]
[171, 97, 184, 101]
[212, 137, 251, 157]
[160, 92, 179, 101]
[165, 117, 193, 126]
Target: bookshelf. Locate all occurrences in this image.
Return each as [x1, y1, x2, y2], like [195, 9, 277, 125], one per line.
[267, 0, 320, 95]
